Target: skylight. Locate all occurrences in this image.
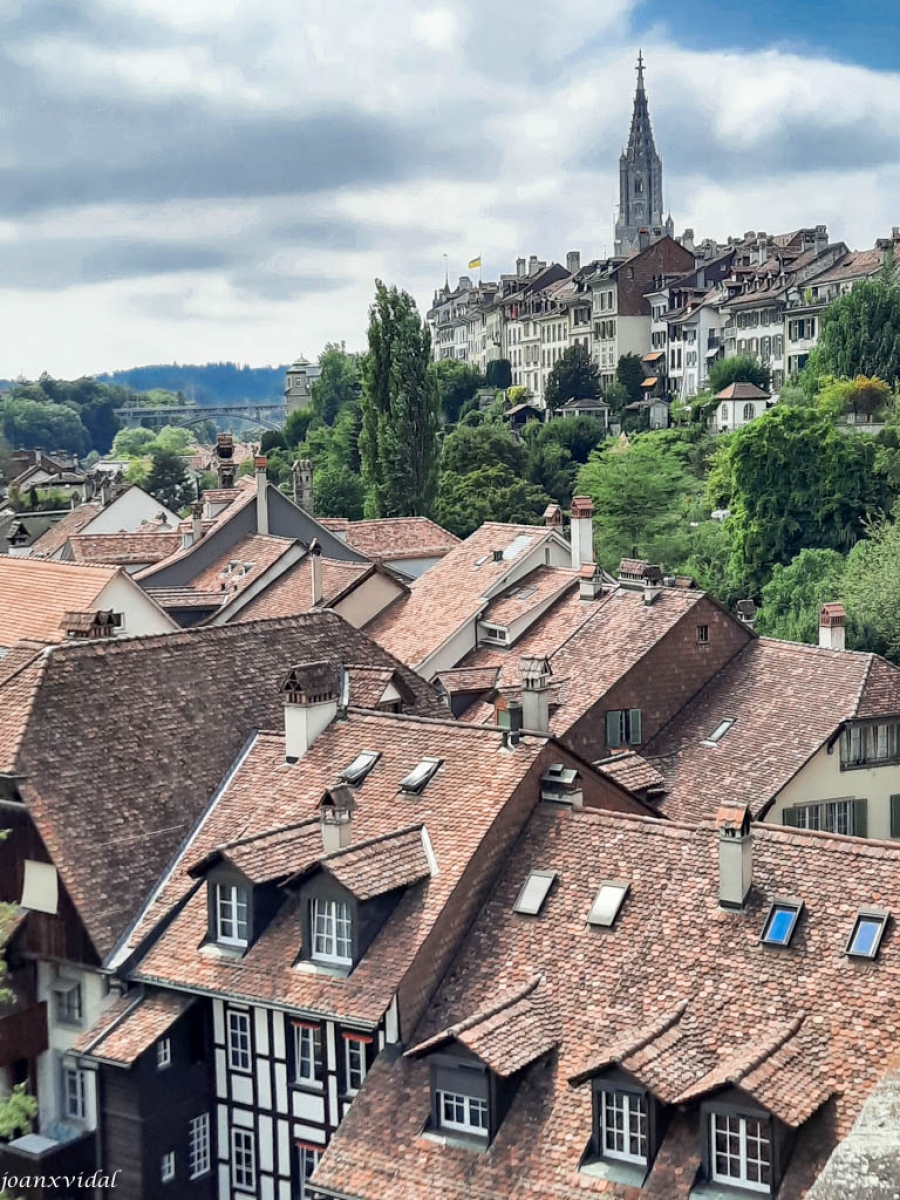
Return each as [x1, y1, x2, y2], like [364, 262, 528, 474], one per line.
[587, 881, 630, 928]
[846, 909, 889, 959]
[760, 899, 802, 948]
[502, 534, 534, 560]
[513, 870, 557, 916]
[702, 718, 735, 747]
[399, 757, 443, 794]
[474, 554, 490, 568]
[339, 751, 380, 786]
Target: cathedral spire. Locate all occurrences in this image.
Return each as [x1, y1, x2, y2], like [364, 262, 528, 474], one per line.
[614, 53, 667, 256]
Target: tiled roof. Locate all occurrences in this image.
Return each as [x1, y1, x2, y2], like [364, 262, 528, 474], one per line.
[28, 501, 102, 558]
[596, 751, 666, 796]
[330, 517, 459, 562]
[343, 665, 405, 708]
[366, 523, 553, 668]
[128, 713, 574, 1025]
[715, 381, 771, 400]
[0, 612, 445, 959]
[319, 825, 433, 901]
[69, 532, 181, 566]
[482, 567, 577, 626]
[314, 807, 900, 1200]
[803, 248, 884, 287]
[142, 587, 225, 610]
[134, 486, 259, 581]
[645, 638, 900, 822]
[0, 557, 120, 646]
[193, 820, 323, 885]
[435, 666, 502, 695]
[73, 989, 194, 1065]
[235, 556, 372, 623]
[180, 533, 297, 602]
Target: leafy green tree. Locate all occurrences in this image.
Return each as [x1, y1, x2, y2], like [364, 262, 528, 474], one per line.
[313, 464, 366, 520]
[441, 422, 526, 477]
[707, 354, 772, 395]
[438, 465, 551, 539]
[816, 272, 900, 386]
[756, 549, 849, 644]
[842, 512, 900, 662]
[615, 353, 645, 402]
[111, 427, 156, 458]
[311, 342, 361, 426]
[678, 520, 750, 608]
[576, 434, 696, 568]
[153, 425, 192, 454]
[145, 447, 193, 511]
[713, 406, 886, 592]
[603, 379, 630, 423]
[544, 344, 600, 413]
[816, 375, 891, 423]
[433, 359, 483, 425]
[285, 407, 316, 448]
[485, 359, 512, 390]
[0, 397, 90, 455]
[360, 281, 440, 517]
[260, 429, 288, 455]
[533, 415, 607, 464]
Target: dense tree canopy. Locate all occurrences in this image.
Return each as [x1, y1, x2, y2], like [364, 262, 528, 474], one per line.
[707, 355, 772, 395]
[438, 465, 550, 539]
[615, 352, 645, 402]
[311, 342, 361, 425]
[544, 344, 600, 412]
[484, 359, 512, 390]
[756, 548, 849, 644]
[816, 273, 900, 385]
[841, 514, 900, 663]
[433, 359, 483, 424]
[360, 281, 440, 517]
[145, 447, 194, 511]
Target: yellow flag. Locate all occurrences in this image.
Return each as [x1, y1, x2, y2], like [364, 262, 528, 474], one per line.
[468, 256, 482, 270]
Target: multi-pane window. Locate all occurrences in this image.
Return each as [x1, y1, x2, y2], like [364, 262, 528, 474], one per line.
[188, 1112, 210, 1179]
[791, 800, 854, 836]
[216, 883, 249, 946]
[157, 1036, 172, 1069]
[696, 625, 709, 645]
[437, 1090, 489, 1135]
[710, 1111, 771, 1193]
[161, 1151, 175, 1183]
[55, 982, 83, 1026]
[311, 897, 352, 965]
[344, 1037, 368, 1094]
[293, 1024, 323, 1085]
[843, 722, 900, 767]
[298, 1145, 322, 1198]
[606, 709, 642, 749]
[227, 1010, 252, 1072]
[231, 1127, 256, 1193]
[62, 1066, 86, 1121]
[599, 1088, 648, 1164]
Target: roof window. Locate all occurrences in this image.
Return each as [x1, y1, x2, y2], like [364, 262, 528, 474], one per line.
[502, 534, 534, 560]
[399, 757, 443, 794]
[701, 718, 735, 747]
[760, 899, 802, 947]
[845, 908, 889, 959]
[513, 870, 556, 916]
[587, 881, 629, 928]
[339, 751, 380, 786]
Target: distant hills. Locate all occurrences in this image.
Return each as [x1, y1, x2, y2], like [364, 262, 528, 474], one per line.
[97, 362, 289, 407]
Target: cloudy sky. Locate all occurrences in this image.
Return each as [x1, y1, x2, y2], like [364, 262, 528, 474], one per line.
[2, 0, 899, 378]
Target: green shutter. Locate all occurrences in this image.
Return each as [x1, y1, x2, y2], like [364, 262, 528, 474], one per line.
[606, 711, 622, 749]
[851, 798, 868, 838]
[891, 795, 900, 839]
[782, 806, 798, 828]
[629, 709, 643, 746]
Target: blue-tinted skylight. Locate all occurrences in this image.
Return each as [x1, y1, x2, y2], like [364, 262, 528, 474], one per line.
[846, 909, 889, 959]
[760, 900, 802, 948]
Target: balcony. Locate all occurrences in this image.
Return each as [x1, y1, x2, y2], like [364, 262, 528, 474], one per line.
[0, 1001, 48, 1068]
[0, 1129, 98, 1198]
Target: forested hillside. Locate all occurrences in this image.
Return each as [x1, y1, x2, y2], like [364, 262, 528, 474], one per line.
[98, 362, 287, 405]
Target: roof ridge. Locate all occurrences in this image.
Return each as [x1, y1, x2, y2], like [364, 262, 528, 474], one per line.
[407, 974, 543, 1056]
[216, 816, 320, 853]
[852, 653, 876, 718]
[730, 1014, 806, 1086]
[320, 821, 425, 863]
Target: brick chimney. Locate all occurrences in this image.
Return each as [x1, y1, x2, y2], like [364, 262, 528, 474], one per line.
[569, 496, 594, 570]
[309, 538, 323, 607]
[319, 784, 357, 854]
[516, 257, 526, 278]
[255, 456, 269, 535]
[717, 803, 752, 910]
[819, 603, 846, 651]
[293, 459, 314, 515]
[282, 662, 341, 763]
[579, 563, 604, 601]
[521, 655, 552, 734]
[60, 610, 122, 640]
[528, 255, 539, 275]
[543, 503, 563, 531]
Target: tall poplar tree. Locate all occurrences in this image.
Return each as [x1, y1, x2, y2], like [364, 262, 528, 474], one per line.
[360, 281, 440, 517]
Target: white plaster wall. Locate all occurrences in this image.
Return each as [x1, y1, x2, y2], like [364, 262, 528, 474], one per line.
[95, 574, 177, 636]
[334, 572, 404, 628]
[35, 963, 105, 1131]
[767, 742, 900, 841]
[85, 488, 179, 534]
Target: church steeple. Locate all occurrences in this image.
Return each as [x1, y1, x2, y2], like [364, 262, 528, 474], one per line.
[614, 52, 667, 256]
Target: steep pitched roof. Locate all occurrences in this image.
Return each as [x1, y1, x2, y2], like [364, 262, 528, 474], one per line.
[0, 557, 122, 646]
[69, 531, 181, 567]
[72, 989, 194, 1065]
[645, 638, 900, 822]
[27, 501, 103, 558]
[320, 517, 459, 562]
[234, 556, 373, 623]
[0, 612, 446, 960]
[314, 806, 900, 1200]
[715, 381, 771, 401]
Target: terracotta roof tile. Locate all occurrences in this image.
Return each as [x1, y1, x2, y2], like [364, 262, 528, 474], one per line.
[331, 517, 459, 561]
[186, 533, 296, 598]
[28, 502, 102, 558]
[235, 556, 372, 623]
[74, 990, 194, 1065]
[320, 825, 432, 901]
[482, 566, 578, 626]
[596, 751, 666, 796]
[0, 557, 121, 646]
[69, 532, 181, 566]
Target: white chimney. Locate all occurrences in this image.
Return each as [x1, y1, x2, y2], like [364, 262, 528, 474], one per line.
[718, 804, 752, 910]
[319, 784, 357, 854]
[579, 563, 604, 601]
[190, 501, 204, 545]
[520, 655, 552, 735]
[255, 456, 269, 535]
[309, 538, 323, 607]
[570, 496, 594, 570]
[99, 475, 111, 507]
[282, 662, 341, 763]
[819, 603, 846, 651]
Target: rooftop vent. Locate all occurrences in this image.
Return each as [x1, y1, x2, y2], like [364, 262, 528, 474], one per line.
[819, 603, 846, 652]
[399, 757, 443, 794]
[60, 610, 122, 640]
[319, 783, 358, 854]
[717, 802, 752, 910]
[492, 548, 503, 563]
[540, 763, 582, 807]
[282, 662, 341, 762]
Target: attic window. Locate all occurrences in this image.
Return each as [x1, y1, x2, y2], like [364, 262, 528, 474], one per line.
[587, 881, 629, 928]
[482, 624, 508, 644]
[399, 757, 443, 794]
[513, 870, 557, 915]
[340, 751, 380, 786]
[702, 718, 735, 747]
[845, 908, 889, 960]
[760, 899, 802, 948]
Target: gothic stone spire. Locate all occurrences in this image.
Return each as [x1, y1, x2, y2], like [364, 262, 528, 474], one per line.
[614, 52, 666, 256]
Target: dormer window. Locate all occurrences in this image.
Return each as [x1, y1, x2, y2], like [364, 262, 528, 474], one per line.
[215, 882, 249, 947]
[311, 897, 352, 966]
[707, 1109, 772, 1194]
[340, 751, 380, 786]
[598, 1084, 648, 1164]
[481, 624, 508, 645]
[431, 1057, 491, 1141]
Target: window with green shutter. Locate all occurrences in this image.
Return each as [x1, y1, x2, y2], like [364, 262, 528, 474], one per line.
[605, 710, 643, 750]
[891, 795, 900, 839]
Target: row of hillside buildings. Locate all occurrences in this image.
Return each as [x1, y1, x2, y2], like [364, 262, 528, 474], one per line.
[3, 445, 900, 1198]
[429, 57, 899, 417]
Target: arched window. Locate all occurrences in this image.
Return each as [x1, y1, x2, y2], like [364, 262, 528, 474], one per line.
[742, 403, 755, 422]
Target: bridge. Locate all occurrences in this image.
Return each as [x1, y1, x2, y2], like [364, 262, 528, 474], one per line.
[114, 401, 287, 432]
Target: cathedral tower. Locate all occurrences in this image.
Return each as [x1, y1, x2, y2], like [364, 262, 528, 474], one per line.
[614, 53, 672, 256]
